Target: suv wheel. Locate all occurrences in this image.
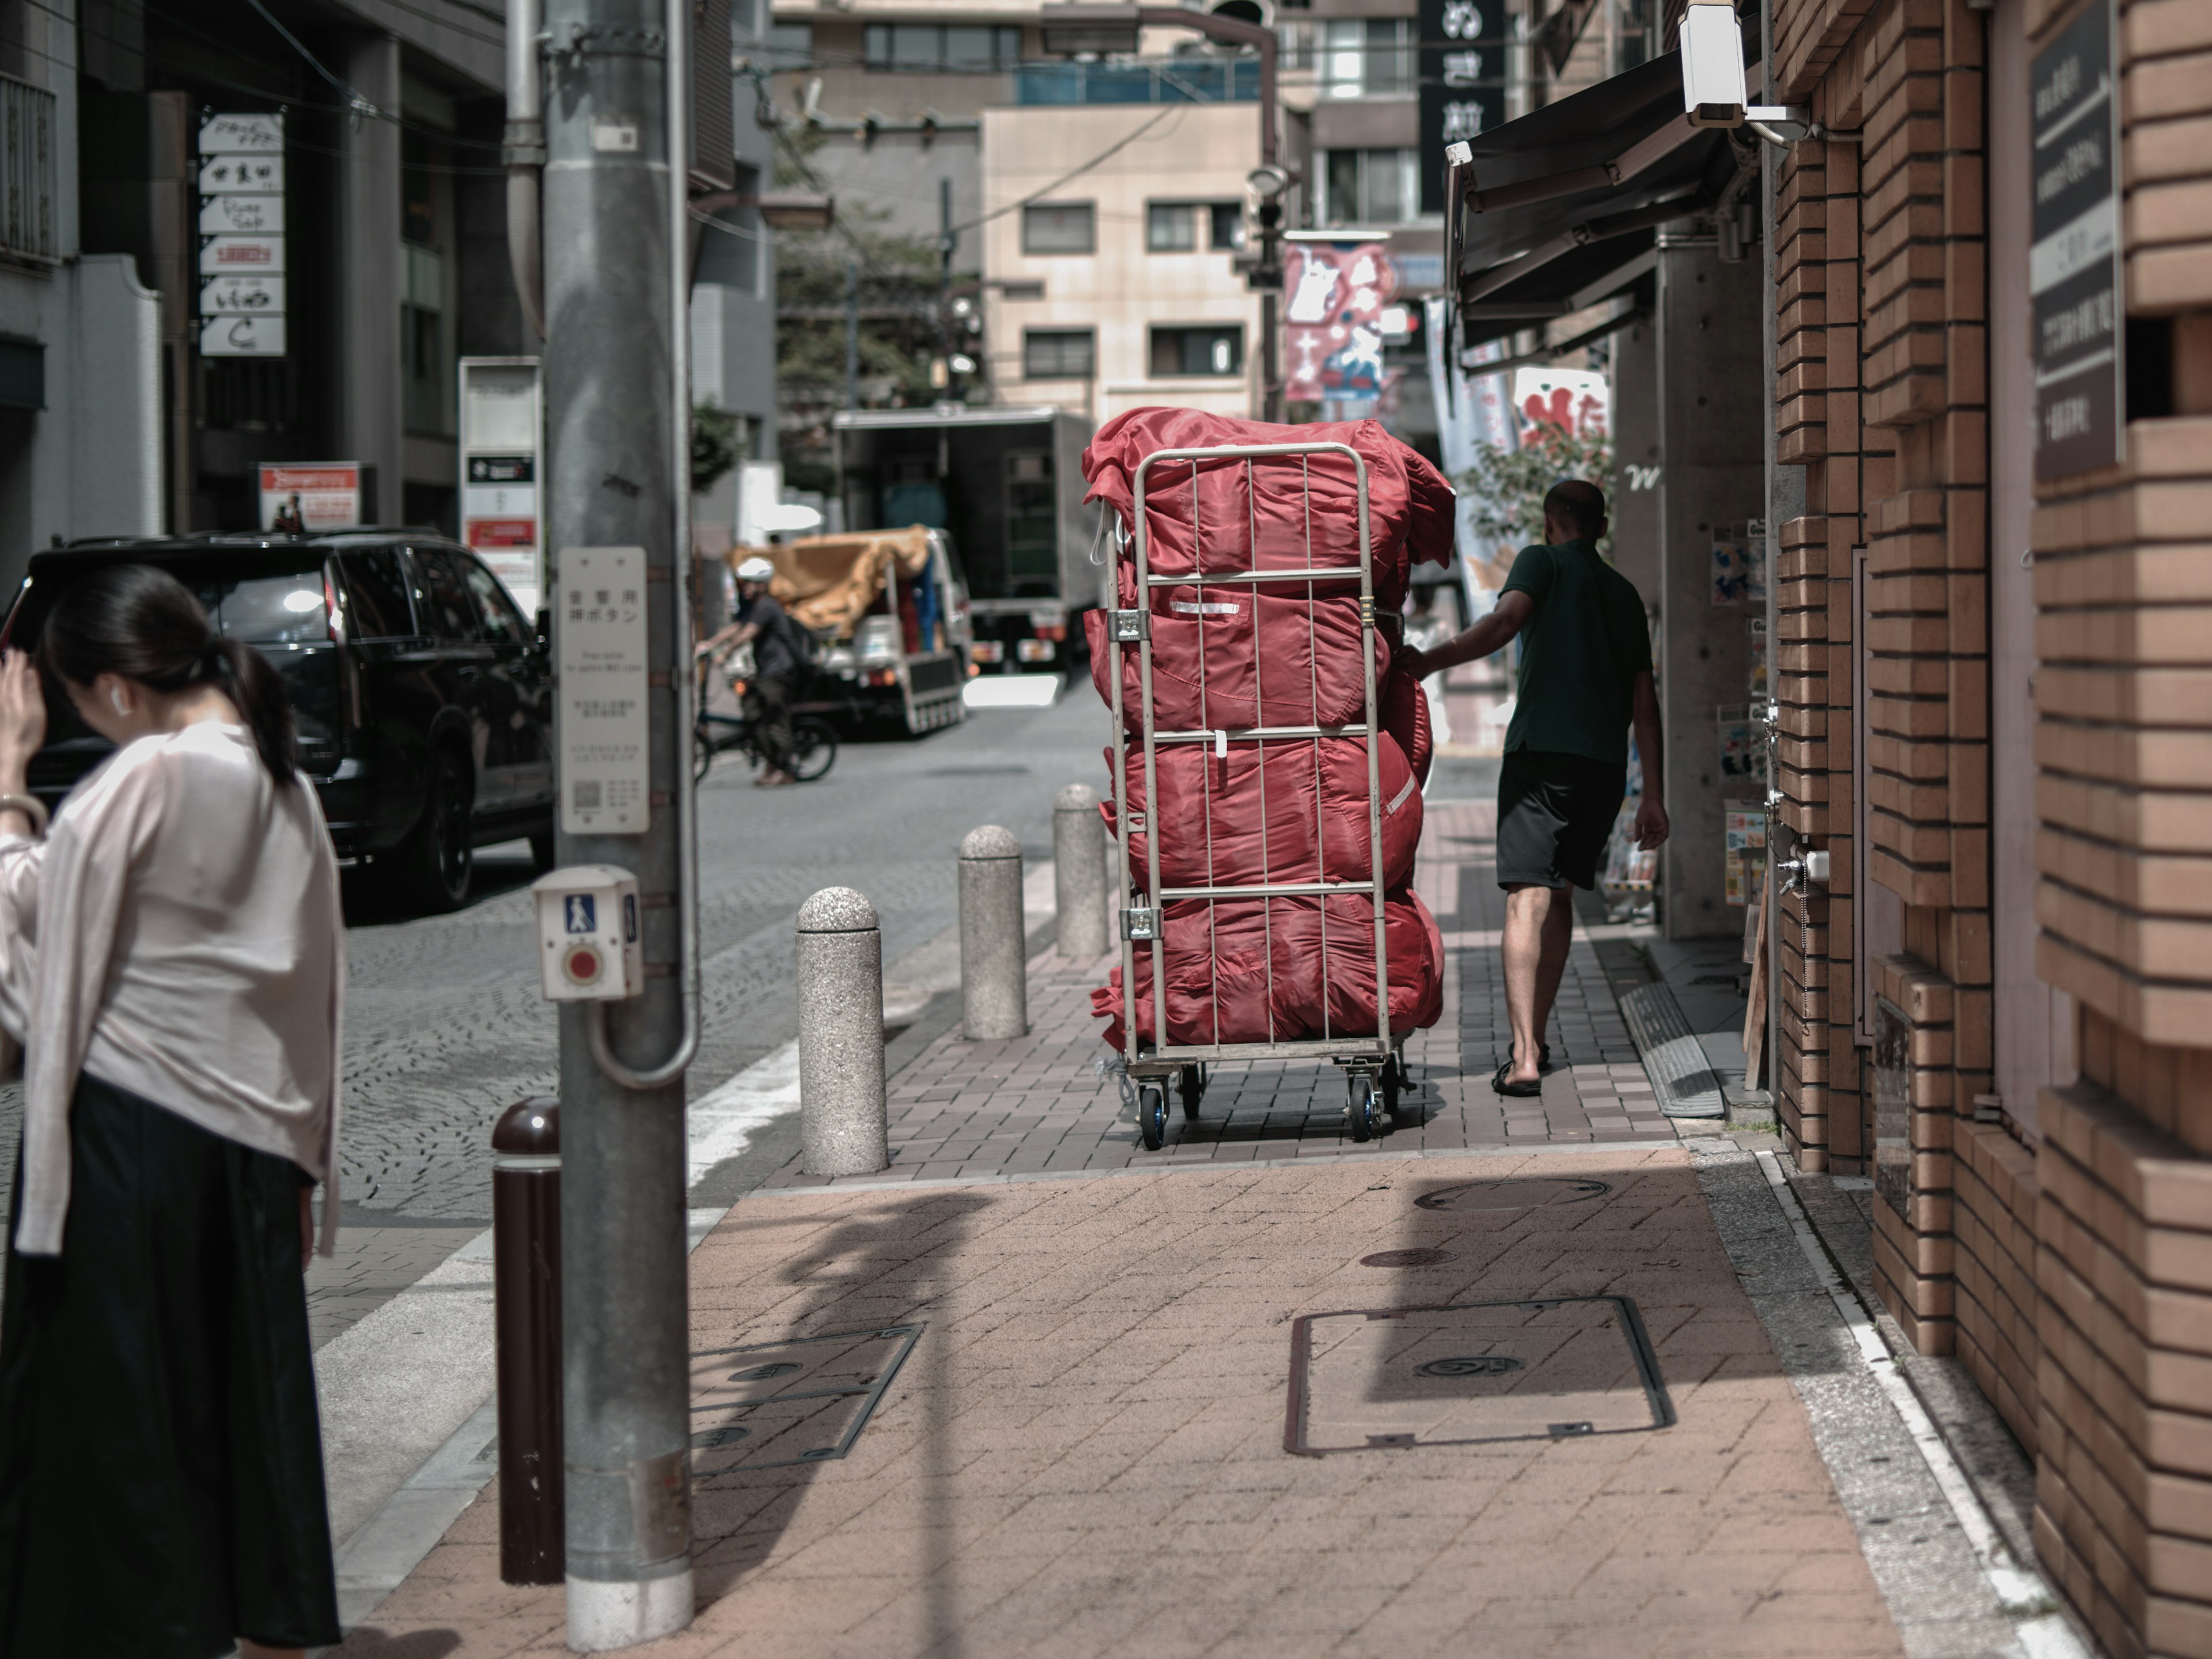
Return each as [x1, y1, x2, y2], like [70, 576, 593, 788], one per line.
[396, 746, 475, 912]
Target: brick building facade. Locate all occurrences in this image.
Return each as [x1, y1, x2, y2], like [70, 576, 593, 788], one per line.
[1764, 0, 2212, 1650]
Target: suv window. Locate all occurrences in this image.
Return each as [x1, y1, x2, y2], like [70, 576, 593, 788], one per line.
[337, 548, 415, 639]
[200, 568, 328, 646]
[411, 548, 482, 643]
[460, 555, 528, 646]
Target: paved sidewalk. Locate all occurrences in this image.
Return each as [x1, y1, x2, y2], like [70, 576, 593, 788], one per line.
[762, 800, 1666, 1194]
[339, 1146, 1903, 1659]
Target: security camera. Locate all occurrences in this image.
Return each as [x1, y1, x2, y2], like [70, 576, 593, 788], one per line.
[1679, 0, 1810, 131]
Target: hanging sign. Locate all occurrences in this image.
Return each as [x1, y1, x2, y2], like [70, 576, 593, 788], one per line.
[1283, 240, 1397, 407]
[1418, 0, 1507, 217]
[198, 111, 286, 358]
[2030, 0, 2122, 479]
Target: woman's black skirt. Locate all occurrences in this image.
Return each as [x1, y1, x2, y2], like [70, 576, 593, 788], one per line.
[0, 1072, 342, 1657]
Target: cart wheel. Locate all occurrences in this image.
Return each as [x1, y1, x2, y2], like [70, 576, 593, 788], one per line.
[1138, 1085, 1168, 1151]
[1347, 1076, 1381, 1143]
[1177, 1063, 1205, 1120]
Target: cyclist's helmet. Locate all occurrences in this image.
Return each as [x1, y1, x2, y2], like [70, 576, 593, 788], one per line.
[736, 556, 775, 584]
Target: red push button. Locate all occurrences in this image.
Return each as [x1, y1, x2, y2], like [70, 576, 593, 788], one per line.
[563, 943, 603, 984]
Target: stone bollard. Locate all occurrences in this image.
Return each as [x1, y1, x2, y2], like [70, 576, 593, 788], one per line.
[959, 824, 1028, 1039]
[796, 887, 889, 1175]
[492, 1096, 563, 1585]
[1053, 783, 1109, 960]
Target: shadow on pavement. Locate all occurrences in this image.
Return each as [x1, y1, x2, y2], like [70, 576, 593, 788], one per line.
[324, 1627, 461, 1657]
[690, 1190, 993, 1658]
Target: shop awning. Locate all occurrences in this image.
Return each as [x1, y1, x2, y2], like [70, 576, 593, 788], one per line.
[1447, 51, 1741, 347]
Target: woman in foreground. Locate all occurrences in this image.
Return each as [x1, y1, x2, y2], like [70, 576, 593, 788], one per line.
[0, 564, 345, 1657]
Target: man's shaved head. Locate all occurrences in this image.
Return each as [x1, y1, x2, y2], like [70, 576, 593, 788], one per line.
[1543, 479, 1608, 540]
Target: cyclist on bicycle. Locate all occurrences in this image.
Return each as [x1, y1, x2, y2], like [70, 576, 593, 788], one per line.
[698, 555, 804, 787]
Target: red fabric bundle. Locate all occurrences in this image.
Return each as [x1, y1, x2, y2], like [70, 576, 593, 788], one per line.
[1379, 660, 1433, 787]
[1091, 887, 1444, 1051]
[1084, 597, 1385, 734]
[1082, 408, 1455, 615]
[1101, 733, 1423, 891]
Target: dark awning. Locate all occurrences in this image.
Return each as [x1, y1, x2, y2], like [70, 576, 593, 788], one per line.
[1446, 52, 1742, 347]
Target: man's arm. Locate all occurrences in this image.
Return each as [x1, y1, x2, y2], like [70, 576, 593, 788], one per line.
[694, 618, 760, 660]
[1397, 589, 1534, 680]
[1630, 669, 1669, 849]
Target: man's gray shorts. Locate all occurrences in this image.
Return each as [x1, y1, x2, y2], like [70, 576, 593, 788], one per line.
[1496, 748, 1627, 891]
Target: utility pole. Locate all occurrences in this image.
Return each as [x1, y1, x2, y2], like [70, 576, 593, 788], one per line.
[844, 257, 860, 410]
[537, 0, 700, 1646]
[938, 177, 959, 403]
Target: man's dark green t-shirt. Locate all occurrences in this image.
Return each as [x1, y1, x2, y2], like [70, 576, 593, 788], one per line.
[1498, 538, 1653, 767]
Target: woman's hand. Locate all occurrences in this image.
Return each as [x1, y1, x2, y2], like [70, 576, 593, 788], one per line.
[0, 651, 44, 786]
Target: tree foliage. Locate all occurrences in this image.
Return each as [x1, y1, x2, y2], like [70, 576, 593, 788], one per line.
[692, 401, 741, 495]
[1454, 420, 1617, 561]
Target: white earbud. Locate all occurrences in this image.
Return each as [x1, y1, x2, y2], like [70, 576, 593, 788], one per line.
[111, 689, 127, 715]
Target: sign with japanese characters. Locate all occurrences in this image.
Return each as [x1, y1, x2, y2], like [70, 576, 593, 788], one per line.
[1418, 0, 1506, 217]
[258, 463, 361, 531]
[460, 358, 546, 613]
[198, 112, 286, 357]
[559, 546, 651, 836]
[2030, 0, 2122, 479]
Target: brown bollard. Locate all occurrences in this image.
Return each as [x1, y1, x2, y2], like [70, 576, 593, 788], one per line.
[493, 1095, 563, 1585]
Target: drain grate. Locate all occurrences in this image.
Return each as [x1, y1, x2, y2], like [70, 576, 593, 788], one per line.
[1285, 1296, 1674, 1455]
[688, 1324, 921, 1476]
[1361, 1248, 1459, 1267]
[1413, 1177, 1610, 1213]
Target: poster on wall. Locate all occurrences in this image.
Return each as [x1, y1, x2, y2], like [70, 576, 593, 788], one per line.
[1511, 366, 1608, 440]
[459, 358, 544, 615]
[1417, 0, 1507, 216]
[1283, 240, 1399, 411]
[259, 464, 362, 532]
[2029, 0, 2123, 479]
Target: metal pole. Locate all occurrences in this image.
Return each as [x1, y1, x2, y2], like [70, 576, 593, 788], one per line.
[1053, 783, 1109, 959]
[938, 177, 957, 401]
[796, 888, 888, 1175]
[493, 1096, 563, 1586]
[959, 825, 1028, 1039]
[843, 258, 859, 411]
[541, 0, 696, 1643]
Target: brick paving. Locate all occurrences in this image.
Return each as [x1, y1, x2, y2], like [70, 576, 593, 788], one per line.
[763, 800, 1669, 1192]
[340, 1149, 1903, 1658]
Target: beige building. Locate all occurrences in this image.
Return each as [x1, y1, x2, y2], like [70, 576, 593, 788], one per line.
[980, 100, 1266, 423]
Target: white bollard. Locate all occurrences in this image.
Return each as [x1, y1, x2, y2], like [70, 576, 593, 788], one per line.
[796, 887, 888, 1176]
[959, 824, 1028, 1039]
[1054, 783, 1110, 960]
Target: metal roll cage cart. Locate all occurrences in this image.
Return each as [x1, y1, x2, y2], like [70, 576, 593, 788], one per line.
[1107, 440, 1406, 1150]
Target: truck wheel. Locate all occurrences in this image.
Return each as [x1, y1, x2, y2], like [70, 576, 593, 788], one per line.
[392, 746, 475, 913]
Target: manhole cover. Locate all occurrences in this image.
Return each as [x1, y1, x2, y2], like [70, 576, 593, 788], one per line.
[1361, 1248, 1458, 1268]
[1285, 1296, 1673, 1455]
[688, 1324, 920, 1475]
[1414, 1177, 1611, 1213]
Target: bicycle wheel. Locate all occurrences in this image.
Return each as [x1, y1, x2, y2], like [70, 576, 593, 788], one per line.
[692, 726, 715, 782]
[790, 717, 837, 782]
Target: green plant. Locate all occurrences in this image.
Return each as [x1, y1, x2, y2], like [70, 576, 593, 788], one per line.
[1455, 420, 1617, 562]
[692, 401, 741, 495]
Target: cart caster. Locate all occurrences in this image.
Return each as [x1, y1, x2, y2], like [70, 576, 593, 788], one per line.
[1138, 1085, 1168, 1150]
[1348, 1075, 1382, 1143]
[1177, 1063, 1206, 1120]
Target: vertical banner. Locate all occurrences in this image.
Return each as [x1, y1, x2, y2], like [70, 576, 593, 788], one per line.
[2030, 0, 2122, 479]
[1418, 0, 1508, 216]
[198, 113, 286, 358]
[460, 357, 546, 615]
[1283, 239, 1397, 410]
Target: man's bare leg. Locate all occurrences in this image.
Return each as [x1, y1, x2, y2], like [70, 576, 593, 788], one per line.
[1502, 883, 1575, 1085]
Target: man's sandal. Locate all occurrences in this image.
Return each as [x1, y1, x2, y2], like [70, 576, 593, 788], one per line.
[1491, 1062, 1543, 1099]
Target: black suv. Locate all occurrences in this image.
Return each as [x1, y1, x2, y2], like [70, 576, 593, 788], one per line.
[0, 532, 555, 911]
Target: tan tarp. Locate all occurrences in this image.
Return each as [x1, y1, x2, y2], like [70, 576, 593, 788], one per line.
[728, 527, 933, 641]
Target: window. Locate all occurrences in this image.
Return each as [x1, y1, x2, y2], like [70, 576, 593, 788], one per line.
[766, 22, 810, 67]
[1321, 147, 1418, 226]
[1321, 18, 1414, 98]
[863, 24, 1020, 71]
[410, 548, 481, 642]
[1022, 202, 1095, 254]
[1024, 329, 1096, 378]
[214, 571, 330, 645]
[461, 555, 529, 645]
[1147, 202, 1196, 252]
[1150, 325, 1244, 378]
[338, 550, 415, 639]
[1209, 202, 1247, 251]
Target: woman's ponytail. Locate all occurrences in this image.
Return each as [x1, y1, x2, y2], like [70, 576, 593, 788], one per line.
[37, 564, 300, 785]
[206, 633, 297, 785]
